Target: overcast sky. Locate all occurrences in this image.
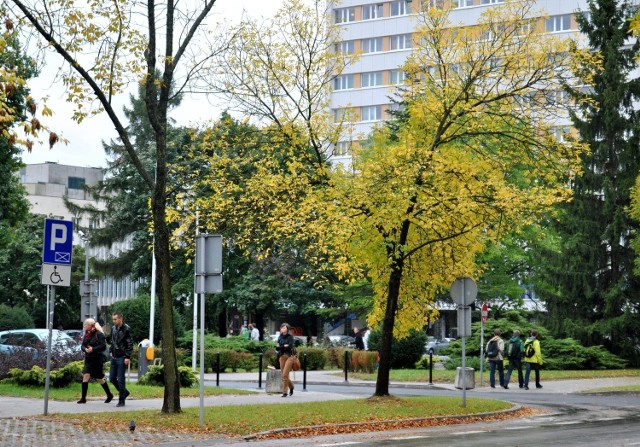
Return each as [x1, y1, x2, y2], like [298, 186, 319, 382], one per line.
[20, 0, 284, 168]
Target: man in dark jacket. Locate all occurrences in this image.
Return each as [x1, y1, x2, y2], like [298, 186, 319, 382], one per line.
[110, 311, 133, 407]
[353, 327, 365, 350]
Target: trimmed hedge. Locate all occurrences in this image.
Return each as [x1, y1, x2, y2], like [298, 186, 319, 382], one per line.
[2, 361, 83, 388]
[138, 365, 199, 387]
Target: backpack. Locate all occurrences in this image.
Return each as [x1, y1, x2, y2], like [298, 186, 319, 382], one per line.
[506, 339, 521, 359]
[486, 339, 499, 358]
[524, 340, 535, 358]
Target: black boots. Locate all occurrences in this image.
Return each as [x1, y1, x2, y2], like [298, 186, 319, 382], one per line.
[77, 382, 88, 404]
[102, 382, 114, 403]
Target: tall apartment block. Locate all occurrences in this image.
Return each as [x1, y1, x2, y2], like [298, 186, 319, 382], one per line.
[328, 0, 594, 165]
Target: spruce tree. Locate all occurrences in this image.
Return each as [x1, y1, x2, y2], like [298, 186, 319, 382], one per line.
[541, 0, 640, 365]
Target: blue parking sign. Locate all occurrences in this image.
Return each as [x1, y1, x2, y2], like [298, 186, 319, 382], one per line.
[43, 219, 74, 265]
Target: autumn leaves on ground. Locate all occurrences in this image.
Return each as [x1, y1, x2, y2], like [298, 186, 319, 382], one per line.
[48, 396, 531, 440]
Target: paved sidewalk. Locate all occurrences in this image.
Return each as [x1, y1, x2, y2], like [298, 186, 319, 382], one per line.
[1, 370, 638, 447]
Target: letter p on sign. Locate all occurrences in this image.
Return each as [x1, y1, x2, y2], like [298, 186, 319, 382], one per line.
[50, 224, 67, 250]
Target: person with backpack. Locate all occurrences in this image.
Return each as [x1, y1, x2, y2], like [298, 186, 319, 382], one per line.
[486, 328, 505, 389]
[503, 329, 525, 389]
[523, 329, 543, 390]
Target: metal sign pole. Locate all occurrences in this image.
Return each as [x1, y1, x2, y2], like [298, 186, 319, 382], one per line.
[461, 281, 467, 408]
[480, 315, 485, 387]
[44, 285, 55, 415]
[199, 291, 205, 426]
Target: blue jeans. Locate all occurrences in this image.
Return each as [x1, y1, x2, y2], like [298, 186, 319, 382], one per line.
[524, 362, 541, 388]
[109, 356, 129, 401]
[489, 360, 504, 387]
[504, 358, 524, 388]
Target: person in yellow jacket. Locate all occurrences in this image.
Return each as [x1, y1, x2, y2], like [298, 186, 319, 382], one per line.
[523, 329, 543, 390]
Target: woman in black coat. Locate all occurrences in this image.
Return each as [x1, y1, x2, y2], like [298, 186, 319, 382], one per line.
[77, 318, 114, 404]
[276, 323, 296, 397]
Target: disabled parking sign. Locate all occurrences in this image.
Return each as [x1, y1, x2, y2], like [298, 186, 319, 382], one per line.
[41, 219, 73, 287]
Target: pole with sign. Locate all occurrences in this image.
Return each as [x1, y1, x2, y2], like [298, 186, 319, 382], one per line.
[450, 277, 477, 408]
[41, 218, 73, 416]
[194, 234, 223, 426]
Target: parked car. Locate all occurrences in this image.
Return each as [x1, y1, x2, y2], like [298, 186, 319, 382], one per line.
[0, 342, 38, 359]
[63, 329, 84, 343]
[0, 329, 82, 358]
[328, 335, 355, 348]
[424, 338, 453, 355]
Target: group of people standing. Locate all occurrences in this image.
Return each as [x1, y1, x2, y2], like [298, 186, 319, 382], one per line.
[486, 328, 543, 390]
[77, 311, 133, 407]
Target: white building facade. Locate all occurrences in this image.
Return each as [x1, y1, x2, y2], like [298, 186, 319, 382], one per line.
[328, 0, 594, 164]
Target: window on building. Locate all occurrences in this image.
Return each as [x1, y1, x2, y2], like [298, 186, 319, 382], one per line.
[453, 0, 474, 7]
[390, 34, 412, 50]
[425, 0, 444, 8]
[480, 0, 504, 4]
[335, 7, 355, 24]
[362, 37, 383, 53]
[335, 40, 355, 54]
[546, 15, 572, 33]
[333, 141, 352, 156]
[363, 4, 383, 20]
[361, 71, 383, 88]
[333, 108, 348, 123]
[68, 176, 86, 190]
[334, 74, 354, 90]
[361, 105, 382, 121]
[390, 69, 407, 85]
[389, 102, 405, 112]
[390, 1, 408, 16]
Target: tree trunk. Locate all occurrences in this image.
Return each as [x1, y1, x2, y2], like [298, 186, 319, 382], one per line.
[152, 126, 181, 413]
[373, 218, 411, 396]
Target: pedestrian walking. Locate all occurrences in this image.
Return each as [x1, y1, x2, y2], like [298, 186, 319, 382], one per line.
[249, 324, 260, 341]
[276, 322, 295, 397]
[109, 311, 133, 407]
[503, 329, 525, 389]
[353, 327, 365, 350]
[486, 328, 505, 388]
[77, 318, 114, 404]
[524, 329, 543, 390]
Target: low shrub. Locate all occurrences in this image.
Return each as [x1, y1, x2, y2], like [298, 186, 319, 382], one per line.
[138, 365, 199, 387]
[3, 361, 83, 388]
[327, 347, 347, 369]
[296, 348, 327, 370]
[350, 350, 378, 373]
[367, 329, 427, 369]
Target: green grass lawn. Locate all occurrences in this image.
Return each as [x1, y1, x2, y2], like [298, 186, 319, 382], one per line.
[51, 396, 514, 436]
[348, 368, 640, 383]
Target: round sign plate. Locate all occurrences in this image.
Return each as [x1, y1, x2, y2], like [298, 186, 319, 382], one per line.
[450, 277, 477, 306]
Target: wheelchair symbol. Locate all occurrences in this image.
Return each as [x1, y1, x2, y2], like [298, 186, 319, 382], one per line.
[50, 266, 64, 284]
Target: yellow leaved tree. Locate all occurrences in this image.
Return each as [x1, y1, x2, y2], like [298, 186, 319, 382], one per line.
[325, 0, 588, 396]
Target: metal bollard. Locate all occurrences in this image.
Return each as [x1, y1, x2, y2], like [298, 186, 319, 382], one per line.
[429, 352, 433, 385]
[216, 352, 220, 387]
[302, 353, 307, 391]
[258, 353, 263, 389]
[344, 350, 349, 383]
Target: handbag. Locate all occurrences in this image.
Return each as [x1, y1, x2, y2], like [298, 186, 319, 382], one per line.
[291, 354, 301, 371]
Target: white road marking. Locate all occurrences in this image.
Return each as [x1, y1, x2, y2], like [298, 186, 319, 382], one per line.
[452, 430, 488, 435]
[318, 443, 362, 446]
